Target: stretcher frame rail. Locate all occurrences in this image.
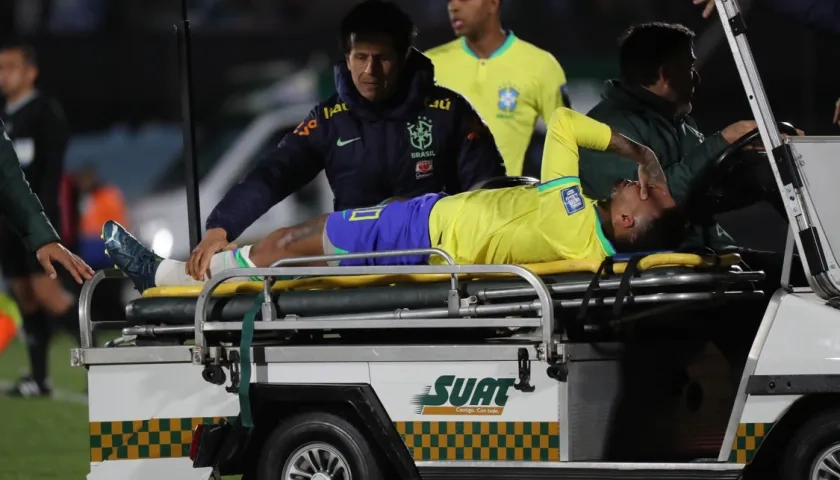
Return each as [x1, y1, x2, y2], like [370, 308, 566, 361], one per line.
[192, 248, 556, 365]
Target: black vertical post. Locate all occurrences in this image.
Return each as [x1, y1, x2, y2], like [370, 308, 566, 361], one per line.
[177, 0, 203, 250]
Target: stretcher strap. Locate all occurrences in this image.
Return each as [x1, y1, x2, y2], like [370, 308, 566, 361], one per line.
[612, 255, 644, 318]
[237, 292, 263, 429]
[572, 257, 615, 336]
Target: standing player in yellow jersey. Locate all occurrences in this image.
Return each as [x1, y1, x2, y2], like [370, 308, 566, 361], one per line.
[424, 0, 571, 176]
[102, 108, 685, 293]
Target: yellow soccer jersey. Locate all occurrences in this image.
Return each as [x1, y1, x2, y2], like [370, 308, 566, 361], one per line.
[428, 108, 616, 265]
[425, 33, 569, 176]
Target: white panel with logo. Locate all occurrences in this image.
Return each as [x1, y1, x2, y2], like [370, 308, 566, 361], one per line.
[369, 361, 558, 422]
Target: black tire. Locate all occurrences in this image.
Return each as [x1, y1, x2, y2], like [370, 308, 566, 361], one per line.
[780, 408, 840, 480]
[255, 412, 384, 480]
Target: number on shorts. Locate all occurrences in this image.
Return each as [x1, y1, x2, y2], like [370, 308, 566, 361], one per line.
[348, 206, 384, 221]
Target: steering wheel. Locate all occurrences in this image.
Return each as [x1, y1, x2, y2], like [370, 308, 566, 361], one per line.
[687, 121, 800, 221]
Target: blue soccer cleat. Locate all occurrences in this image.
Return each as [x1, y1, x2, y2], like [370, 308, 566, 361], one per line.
[102, 220, 162, 293]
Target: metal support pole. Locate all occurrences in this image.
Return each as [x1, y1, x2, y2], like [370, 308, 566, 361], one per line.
[714, 0, 824, 284]
[176, 0, 203, 250]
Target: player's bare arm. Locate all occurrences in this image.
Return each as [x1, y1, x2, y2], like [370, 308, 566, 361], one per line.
[607, 132, 667, 198]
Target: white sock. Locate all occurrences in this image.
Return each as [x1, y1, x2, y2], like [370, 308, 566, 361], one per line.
[154, 245, 256, 287]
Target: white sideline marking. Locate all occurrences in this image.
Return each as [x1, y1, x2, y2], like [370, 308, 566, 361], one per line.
[0, 379, 88, 405]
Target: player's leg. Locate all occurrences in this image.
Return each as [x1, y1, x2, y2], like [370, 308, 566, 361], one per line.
[4, 272, 52, 397]
[103, 215, 331, 294]
[248, 214, 330, 267]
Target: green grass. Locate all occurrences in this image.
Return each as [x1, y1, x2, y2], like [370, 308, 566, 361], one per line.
[0, 334, 240, 479]
[0, 334, 89, 479]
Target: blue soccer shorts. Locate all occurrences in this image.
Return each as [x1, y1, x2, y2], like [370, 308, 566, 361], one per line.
[322, 193, 446, 266]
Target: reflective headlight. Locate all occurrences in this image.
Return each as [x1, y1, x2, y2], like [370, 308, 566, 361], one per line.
[151, 228, 174, 258]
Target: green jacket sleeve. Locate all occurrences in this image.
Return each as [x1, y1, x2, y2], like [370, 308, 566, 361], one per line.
[579, 113, 728, 205]
[0, 121, 60, 252]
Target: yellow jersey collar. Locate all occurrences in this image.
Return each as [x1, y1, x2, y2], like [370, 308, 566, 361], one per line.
[460, 30, 517, 60]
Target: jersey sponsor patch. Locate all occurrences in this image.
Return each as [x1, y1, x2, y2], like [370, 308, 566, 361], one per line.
[560, 185, 584, 215]
[416, 159, 433, 179]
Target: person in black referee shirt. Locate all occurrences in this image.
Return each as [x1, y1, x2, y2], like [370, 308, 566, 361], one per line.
[0, 41, 76, 397]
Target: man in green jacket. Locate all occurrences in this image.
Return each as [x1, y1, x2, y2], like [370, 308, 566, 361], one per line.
[578, 22, 758, 251]
[0, 120, 93, 283]
[577, 22, 804, 379]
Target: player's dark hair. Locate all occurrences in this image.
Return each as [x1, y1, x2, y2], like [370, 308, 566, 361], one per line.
[613, 206, 690, 254]
[0, 40, 38, 68]
[618, 22, 694, 87]
[339, 0, 417, 57]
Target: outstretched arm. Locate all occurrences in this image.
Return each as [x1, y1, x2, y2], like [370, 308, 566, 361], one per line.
[606, 131, 668, 198]
[540, 107, 666, 198]
[579, 111, 728, 204]
[189, 107, 327, 281]
[0, 121, 93, 283]
[205, 107, 327, 242]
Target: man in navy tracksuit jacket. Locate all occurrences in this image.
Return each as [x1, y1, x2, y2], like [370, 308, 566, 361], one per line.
[185, 0, 507, 279]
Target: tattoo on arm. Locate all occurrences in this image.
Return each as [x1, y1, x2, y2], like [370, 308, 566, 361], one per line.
[607, 132, 647, 164]
[607, 132, 667, 185]
[273, 214, 328, 249]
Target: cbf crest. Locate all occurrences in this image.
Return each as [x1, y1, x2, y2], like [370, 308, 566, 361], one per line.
[497, 84, 519, 119]
[407, 116, 435, 160]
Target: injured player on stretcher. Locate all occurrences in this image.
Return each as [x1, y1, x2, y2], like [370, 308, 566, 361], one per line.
[104, 108, 687, 294]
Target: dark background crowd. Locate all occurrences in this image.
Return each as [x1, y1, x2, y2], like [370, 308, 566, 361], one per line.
[1, 0, 837, 135]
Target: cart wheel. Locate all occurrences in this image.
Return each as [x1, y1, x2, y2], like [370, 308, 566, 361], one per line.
[780, 409, 840, 479]
[256, 412, 384, 480]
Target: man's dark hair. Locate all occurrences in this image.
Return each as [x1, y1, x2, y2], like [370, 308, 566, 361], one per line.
[339, 0, 417, 57]
[613, 206, 690, 254]
[0, 40, 38, 68]
[618, 22, 694, 87]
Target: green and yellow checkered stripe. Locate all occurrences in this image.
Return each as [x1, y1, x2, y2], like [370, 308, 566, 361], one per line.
[89, 417, 234, 462]
[91, 418, 560, 463]
[728, 422, 773, 463]
[395, 421, 560, 461]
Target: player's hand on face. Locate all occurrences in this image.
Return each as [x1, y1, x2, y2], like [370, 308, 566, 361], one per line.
[36, 242, 95, 284]
[186, 228, 236, 282]
[637, 147, 667, 200]
[693, 0, 716, 18]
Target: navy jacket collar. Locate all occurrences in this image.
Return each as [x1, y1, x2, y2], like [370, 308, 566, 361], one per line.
[334, 48, 436, 121]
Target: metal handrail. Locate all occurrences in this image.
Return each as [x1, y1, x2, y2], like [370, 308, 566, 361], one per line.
[77, 268, 127, 349]
[192, 249, 554, 365]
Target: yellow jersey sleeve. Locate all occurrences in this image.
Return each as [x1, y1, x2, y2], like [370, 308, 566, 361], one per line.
[536, 54, 569, 122]
[540, 107, 612, 181]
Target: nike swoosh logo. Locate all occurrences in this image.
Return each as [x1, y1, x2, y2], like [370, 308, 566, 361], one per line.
[336, 137, 360, 147]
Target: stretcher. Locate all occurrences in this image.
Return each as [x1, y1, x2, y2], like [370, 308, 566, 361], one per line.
[90, 250, 766, 351]
[92, 252, 764, 343]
